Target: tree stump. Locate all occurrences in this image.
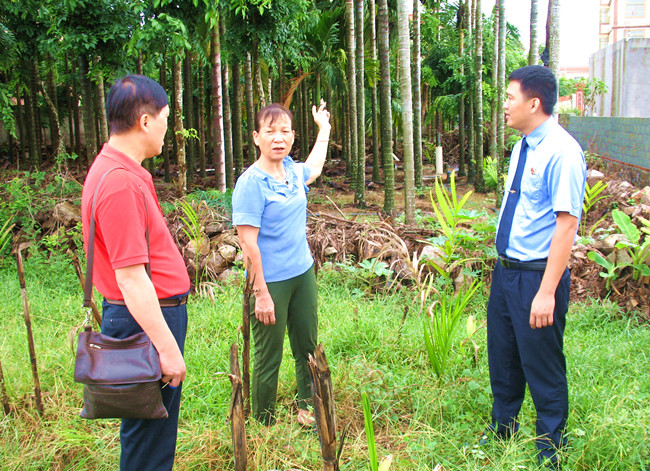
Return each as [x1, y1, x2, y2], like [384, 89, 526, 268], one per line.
[308, 344, 341, 471]
[229, 343, 247, 471]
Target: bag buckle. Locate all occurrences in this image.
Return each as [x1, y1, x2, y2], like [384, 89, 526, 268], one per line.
[84, 308, 93, 327]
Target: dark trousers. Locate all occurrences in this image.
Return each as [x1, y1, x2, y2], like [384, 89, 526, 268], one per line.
[102, 300, 188, 471]
[251, 265, 318, 425]
[487, 261, 570, 460]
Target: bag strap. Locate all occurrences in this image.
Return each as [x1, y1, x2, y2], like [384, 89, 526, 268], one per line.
[84, 168, 151, 308]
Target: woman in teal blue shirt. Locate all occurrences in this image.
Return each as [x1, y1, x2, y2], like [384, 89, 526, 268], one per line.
[232, 102, 330, 426]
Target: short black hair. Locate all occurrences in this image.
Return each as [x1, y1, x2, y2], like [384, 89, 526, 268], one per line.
[508, 65, 557, 115]
[255, 103, 293, 132]
[106, 75, 169, 135]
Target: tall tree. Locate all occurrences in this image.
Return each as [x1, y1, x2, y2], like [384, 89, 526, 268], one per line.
[490, 3, 499, 163]
[397, 0, 415, 223]
[231, 60, 244, 178]
[377, 0, 394, 214]
[78, 55, 97, 164]
[528, 0, 539, 65]
[458, 1, 467, 177]
[369, 0, 381, 183]
[211, 19, 225, 191]
[467, 0, 475, 182]
[220, 15, 234, 189]
[412, 0, 423, 188]
[345, 0, 358, 191]
[548, 0, 560, 79]
[244, 53, 256, 165]
[473, 0, 485, 193]
[355, 0, 366, 206]
[496, 0, 506, 206]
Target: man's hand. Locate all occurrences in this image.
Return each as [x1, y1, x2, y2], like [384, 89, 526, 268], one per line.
[159, 348, 186, 388]
[254, 289, 276, 325]
[530, 290, 555, 329]
[529, 212, 578, 329]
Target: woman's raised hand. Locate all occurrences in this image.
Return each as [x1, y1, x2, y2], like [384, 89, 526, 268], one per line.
[312, 99, 331, 130]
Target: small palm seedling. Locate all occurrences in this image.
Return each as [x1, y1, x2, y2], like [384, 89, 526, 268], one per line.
[581, 180, 609, 237]
[178, 199, 208, 288]
[424, 280, 481, 379]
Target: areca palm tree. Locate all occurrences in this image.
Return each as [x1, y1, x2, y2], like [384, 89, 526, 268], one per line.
[397, 0, 415, 223]
[529, 0, 538, 65]
[377, 0, 394, 214]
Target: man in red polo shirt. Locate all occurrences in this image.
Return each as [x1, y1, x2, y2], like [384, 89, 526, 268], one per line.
[81, 75, 190, 471]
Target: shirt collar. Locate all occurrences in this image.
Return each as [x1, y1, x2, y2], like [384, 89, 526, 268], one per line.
[524, 116, 554, 151]
[99, 143, 151, 181]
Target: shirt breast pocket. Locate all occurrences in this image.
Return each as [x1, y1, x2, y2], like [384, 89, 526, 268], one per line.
[522, 171, 545, 204]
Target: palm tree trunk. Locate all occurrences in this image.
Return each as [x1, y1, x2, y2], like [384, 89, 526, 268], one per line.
[173, 57, 187, 194]
[413, 0, 423, 188]
[93, 57, 108, 146]
[244, 53, 256, 166]
[211, 25, 225, 190]
[232, 60, 244, 177]
[497, 0, 506, 206]
[15, 85, 26, 167]
[40, 73, 65, 160]
[183, 53, 194, 185]
[160, 54, 171, 183]
[369, 0, 381, 183]
[377, 0, 394, 214]
[64, 55, 75, 150]
[252, 42, 266, 108]
[355, 0, 366, 206]
[458, 2, 466, 177]
[467, 0, 475, 182]
[490, 3, 499, 163]
[346, 0, 359, 190]
[221, 15, 234, 189]
[397, 0, 415, 223]
[79, 55, 97, 164]
[26, 61, 41, 168]
[70, 59, 82, 162]
[529, 0, 539, 65]
[548, 0, 560, 79]
[473, 0, 485, 193]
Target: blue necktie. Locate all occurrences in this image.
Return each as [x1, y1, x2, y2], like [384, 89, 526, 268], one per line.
[496, 138, 529, 256]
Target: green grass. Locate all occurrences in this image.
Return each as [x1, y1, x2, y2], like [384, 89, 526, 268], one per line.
[0, 256, 648, 470]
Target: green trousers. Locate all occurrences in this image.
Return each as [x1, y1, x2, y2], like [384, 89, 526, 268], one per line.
[250, 264, 318, 425]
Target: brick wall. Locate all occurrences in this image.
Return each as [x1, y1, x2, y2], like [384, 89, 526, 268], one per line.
[563, 115, 650, 186]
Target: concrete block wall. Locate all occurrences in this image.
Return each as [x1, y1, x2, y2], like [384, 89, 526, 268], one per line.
[564, 115, 650, 185]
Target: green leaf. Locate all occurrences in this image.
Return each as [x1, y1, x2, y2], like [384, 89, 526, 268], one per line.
[612, 209, 640, 245]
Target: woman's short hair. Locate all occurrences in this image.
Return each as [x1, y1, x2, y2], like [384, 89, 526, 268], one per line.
[508, 65, 557, 115]
[106, 75, 169, 135]
[255, 103, 293, 132]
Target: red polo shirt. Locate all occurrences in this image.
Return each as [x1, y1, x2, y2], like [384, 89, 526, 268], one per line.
[81, 144, 190, 300]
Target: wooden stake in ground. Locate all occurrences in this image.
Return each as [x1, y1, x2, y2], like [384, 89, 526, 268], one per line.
[229, 343, 247, 471]
[308, 344, 340, 471]
[15, 244, 44, 415]
[0, 359, 11, 415]
[242, 265, 254, 418]
[68, 249, 102, 327]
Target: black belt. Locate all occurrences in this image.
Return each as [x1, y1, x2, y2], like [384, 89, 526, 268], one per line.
[499, 257, 547, 271]
[105, 295, 188, 307]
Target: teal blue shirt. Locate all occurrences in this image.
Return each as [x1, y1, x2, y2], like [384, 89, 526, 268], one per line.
[232, 156, 313, 282]
[497, 117, 587, 261]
